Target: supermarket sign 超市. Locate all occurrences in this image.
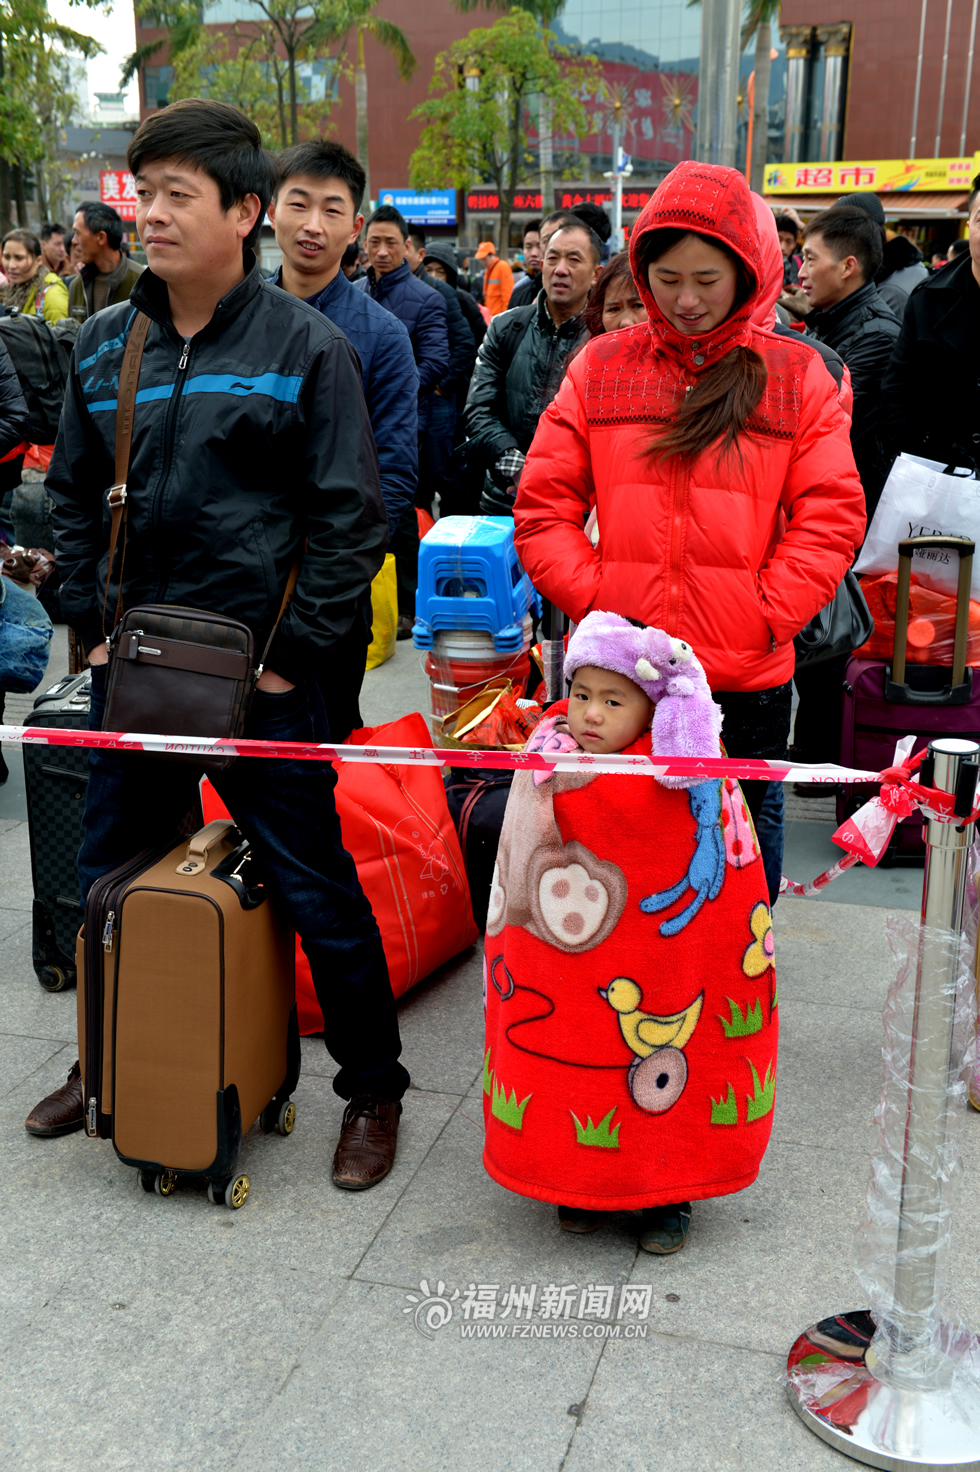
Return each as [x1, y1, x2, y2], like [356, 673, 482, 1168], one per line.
[764, 155, 980, 195]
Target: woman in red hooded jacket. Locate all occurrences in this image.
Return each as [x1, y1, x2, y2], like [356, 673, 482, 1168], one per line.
[513, 162, 866, 891]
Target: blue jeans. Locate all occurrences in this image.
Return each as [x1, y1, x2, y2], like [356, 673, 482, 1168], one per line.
[80, 665, 410, 1101]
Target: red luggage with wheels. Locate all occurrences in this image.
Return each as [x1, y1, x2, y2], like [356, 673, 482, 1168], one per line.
[201, 712, 478, 1033]
[838, 535, 980, 859]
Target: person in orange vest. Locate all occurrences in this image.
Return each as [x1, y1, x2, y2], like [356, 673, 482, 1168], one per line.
[475, 240, 513, 317]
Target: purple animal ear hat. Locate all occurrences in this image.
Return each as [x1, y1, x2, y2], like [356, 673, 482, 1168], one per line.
[563, 610, 723, 786]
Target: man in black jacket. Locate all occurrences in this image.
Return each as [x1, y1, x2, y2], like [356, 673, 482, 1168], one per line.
[881, 174, 980, 474]
[464, 221, 600, 515]
[422, 240, 485, 350]
[508, 219, 543, 308]
[794, 207, 900, 775]
[800, 205, 900, 518]
[24, 99, 410, 1190]
[835, 193, 929, 316]
[358, 205, 449, 635]
[405, 227, 476, 520]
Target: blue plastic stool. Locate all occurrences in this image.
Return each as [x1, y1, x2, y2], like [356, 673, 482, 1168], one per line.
[413, 516, 540, 652]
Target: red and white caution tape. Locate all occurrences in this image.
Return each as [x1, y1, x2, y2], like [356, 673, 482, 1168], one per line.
[780, 853, 862, 898]
[0, 724, 882, 783]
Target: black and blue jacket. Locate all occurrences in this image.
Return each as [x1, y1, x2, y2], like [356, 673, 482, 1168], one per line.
[46, 254, 387, 682]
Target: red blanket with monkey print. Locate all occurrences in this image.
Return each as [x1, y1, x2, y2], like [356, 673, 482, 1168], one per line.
[482, 702, 777, 1210]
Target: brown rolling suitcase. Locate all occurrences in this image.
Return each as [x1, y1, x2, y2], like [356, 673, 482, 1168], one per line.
[77, 819, 300, 1209]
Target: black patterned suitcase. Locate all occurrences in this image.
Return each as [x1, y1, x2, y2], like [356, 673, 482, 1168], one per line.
[23, 670, 91, 991]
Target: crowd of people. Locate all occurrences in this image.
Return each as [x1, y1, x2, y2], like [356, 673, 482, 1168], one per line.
[0, 91, 978, 1245]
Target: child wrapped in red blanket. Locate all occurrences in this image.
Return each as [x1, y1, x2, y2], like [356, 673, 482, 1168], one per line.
[483, 612, 777, 1253]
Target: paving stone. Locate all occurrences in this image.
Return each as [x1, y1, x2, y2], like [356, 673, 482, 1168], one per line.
[236, 1277, 603, 1472]
[562, 1332, 849, 1472]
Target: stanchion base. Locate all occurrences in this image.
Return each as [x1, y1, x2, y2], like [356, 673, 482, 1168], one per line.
[786, 1311, 980, 1471]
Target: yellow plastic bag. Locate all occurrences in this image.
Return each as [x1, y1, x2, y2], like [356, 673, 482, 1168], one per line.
[366, 553, 397, 669]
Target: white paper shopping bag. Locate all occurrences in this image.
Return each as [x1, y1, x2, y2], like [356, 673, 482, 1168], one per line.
[855, 454, 980, 597]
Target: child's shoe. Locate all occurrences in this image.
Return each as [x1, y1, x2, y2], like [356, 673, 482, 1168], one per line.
[639, 1202, 692, 1254]
[558, 1204, 602, 1233]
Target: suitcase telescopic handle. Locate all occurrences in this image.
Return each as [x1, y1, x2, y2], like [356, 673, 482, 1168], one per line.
[892, 535, 975, 693]
[176, 819, 239, 876]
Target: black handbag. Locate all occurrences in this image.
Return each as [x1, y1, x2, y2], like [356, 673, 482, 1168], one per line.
[793, 568, 874, 668]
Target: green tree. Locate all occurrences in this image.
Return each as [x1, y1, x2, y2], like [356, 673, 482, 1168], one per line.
[125, 0, 351, 148]
[452, 0, 568, 214]
[325, 0, 415, 208]
[167, 25, 293, 145]
[0, 0, 106, 232]
[120, 0, 202, 95]
[409, 9, 595, 249]
[742, 0, 779, 191]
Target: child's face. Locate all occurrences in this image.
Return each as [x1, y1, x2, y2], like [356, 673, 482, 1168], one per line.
[567, 666, 654, 754]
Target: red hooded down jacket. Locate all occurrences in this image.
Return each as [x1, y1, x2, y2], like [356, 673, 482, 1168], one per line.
[513, 162, 866, 693]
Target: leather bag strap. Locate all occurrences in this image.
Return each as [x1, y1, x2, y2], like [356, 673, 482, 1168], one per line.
[102, 311, 151, 639]
[257, 561, 301, 677]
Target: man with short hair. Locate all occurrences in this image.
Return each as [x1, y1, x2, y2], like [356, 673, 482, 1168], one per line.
[837, 192, 928, 315]
[508, 219, 543, 308]
[882, 173, 980, 475]
[26, 98, 410, 1191]
[800, 205, 900, 516]
[403, 225, 476, 521]
[475, 240, 513, 317]
[67, 201, 144, 320]
[792, 205, 900, 773]
[40, 221, 69, 277]
[340, 241, 364, 280]
[358, 203, 449, 632]
[774, 213, 801, 285]
[465, 221, 601, 515]
[404, 226, 476, 406]
[569, 201, 612, 260]
[268, 137, 419, 738]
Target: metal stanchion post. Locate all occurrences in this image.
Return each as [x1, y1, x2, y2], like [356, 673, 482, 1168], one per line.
[542, 600, 565, 704]
[785, 737, 980, 1471]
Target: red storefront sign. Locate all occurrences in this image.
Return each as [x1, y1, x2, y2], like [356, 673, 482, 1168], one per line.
[466, 186, 656, 214]
[100, 170, 137, 220]
[465, 190, 544, 212]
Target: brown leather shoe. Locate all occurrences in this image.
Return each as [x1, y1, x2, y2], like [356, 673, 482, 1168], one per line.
[25, 1059, 84, 1137]
[331, 1094, 402, 1190]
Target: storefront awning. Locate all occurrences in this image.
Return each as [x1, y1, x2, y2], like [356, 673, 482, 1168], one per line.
[766, 191, 969, 218]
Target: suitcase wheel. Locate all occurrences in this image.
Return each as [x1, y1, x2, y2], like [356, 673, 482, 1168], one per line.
[138, 1168, 177, 1197]
[208, 1173, 250, 1210]
[208, 1173, 250, 1209]
[259, 1099, 297, 1136]
[36, 964, 75, 993]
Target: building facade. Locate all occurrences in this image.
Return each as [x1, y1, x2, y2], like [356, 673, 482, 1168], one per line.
[779, 0, 980, 162]
[131, 0, 977, 247]
[133, 0, 790, 247]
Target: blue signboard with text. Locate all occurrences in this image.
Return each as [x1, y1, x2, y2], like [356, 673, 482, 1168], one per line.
[377, 188, 455, 226]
